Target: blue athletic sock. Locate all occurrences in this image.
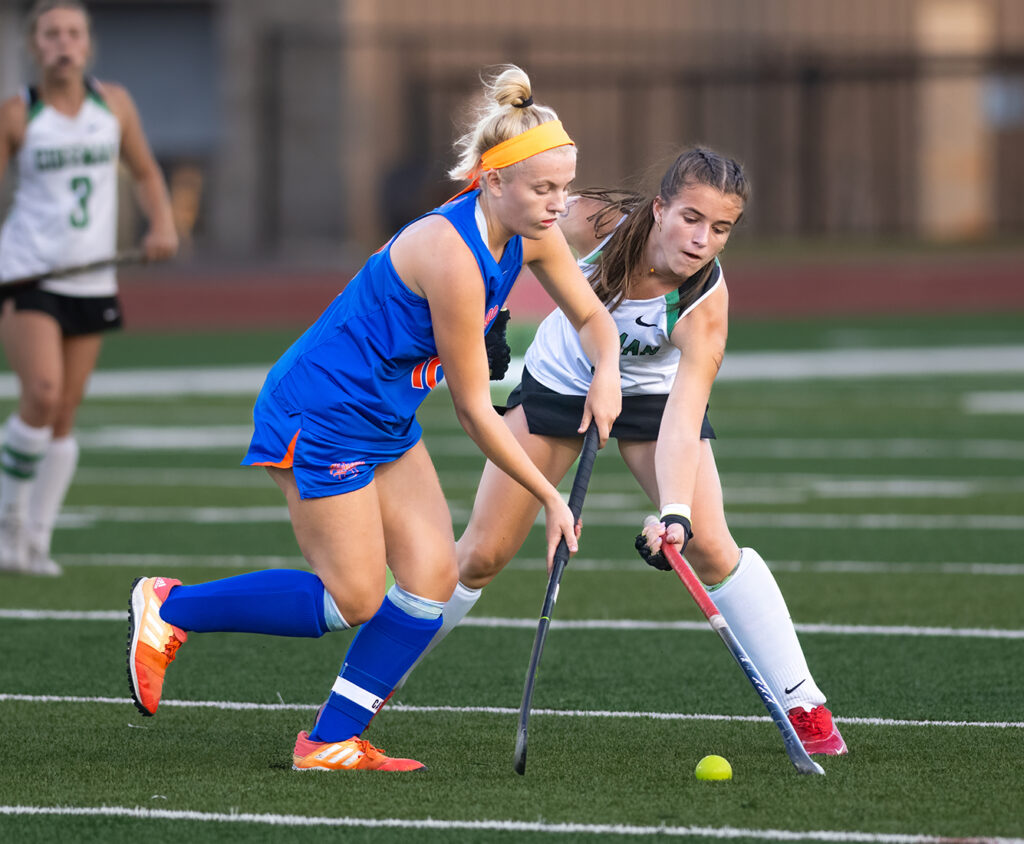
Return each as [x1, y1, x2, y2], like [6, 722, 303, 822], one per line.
[159, 569, 331, 637]
[310, 588, 443, 742]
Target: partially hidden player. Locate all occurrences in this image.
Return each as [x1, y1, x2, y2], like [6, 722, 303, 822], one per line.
[0, 0, 178, 575]
[125, 65, 622, 772]
[403, 147, 847, 756]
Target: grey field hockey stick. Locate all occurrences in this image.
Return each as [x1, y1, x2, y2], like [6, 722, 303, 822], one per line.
[0, 248, 147, 293]
[513, 422, 600, 776]
[648, 522, 824, 775]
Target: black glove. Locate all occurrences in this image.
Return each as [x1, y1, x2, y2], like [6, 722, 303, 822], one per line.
[485, 308, 512, 381]
[634, 514, 693, 572]
[635, 532, 671, 571]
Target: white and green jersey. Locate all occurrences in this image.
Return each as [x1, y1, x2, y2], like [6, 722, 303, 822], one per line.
[525, 249, 723, 397]
[0, 82, 121, 297]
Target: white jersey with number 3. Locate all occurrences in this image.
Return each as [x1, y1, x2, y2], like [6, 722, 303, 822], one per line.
[0, 84, 121, 296]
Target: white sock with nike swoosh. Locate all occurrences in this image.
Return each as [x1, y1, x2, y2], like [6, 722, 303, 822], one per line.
[711, 547, 825, 711]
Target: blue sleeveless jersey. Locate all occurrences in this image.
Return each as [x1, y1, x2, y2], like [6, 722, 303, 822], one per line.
[251, 190, 523, 457]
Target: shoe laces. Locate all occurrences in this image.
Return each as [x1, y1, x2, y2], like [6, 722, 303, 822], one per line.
[163, 636, 183, 661]
[792, 706, 830, 738]
[350, 738, 385, 759]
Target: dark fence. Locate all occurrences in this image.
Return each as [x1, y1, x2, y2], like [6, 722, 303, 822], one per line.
[255, 25, 1024, 246]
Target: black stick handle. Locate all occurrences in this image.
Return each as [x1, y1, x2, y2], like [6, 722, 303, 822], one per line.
[513, 422, 600, 775]
[0, 249, 147, 292]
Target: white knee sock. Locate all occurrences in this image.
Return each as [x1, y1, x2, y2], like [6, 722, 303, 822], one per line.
[710, 547, 825, 711]
[27, 435, 79, 556]
[394, 580, 482, 690]
[0, 415, 53, 517]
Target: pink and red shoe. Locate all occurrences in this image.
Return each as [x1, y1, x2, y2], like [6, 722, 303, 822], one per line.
[788, 704, 848, 755]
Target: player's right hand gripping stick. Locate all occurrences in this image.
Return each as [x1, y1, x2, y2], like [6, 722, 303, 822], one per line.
[635, 506, 693, 572]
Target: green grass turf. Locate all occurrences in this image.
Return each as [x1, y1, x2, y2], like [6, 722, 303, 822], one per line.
[1, 312, 1023, 841]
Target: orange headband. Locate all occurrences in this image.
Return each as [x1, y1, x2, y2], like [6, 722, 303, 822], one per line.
[446, 120, 575, 204]
[479, 120, 575, 172]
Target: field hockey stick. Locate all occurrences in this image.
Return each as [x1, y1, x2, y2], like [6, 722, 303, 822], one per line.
[0, 248, 148, 293]
[513, 422, 600, 776]
[648, 521, 825, 776]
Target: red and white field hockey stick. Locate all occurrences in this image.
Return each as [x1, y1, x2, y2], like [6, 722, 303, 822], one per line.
[647, 519, 824, 775]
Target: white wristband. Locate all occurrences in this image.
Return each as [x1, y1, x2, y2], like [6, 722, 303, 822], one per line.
[660, 503, 692, 522]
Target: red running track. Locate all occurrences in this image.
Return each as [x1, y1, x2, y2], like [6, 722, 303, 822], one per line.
[118, 253, 1024, 330]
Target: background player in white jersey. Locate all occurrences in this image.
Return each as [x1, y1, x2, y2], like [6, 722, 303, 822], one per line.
[0, 0, 177, 575]
[405, 146, 848, 756]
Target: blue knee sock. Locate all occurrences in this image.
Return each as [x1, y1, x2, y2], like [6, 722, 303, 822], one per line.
[159, 569, 332, 637]
[310, 588, 443, 742]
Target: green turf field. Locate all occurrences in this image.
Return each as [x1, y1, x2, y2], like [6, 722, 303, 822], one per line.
[1, 312, 1022, 843]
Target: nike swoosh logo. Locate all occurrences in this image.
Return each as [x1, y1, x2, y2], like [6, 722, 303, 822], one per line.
[634, 315, 657, 328]
[784, 679, 807, 695]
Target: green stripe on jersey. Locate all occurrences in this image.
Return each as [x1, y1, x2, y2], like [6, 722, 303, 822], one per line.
[664, 288, 681, 336]
[86, 88, 112, 113]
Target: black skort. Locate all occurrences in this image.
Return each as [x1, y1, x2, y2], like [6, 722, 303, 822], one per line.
[503, 366, 716, 442]
[0, 287, 123, 336]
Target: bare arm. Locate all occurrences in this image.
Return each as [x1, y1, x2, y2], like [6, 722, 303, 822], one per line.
[0, 95, 26, 187]
[652, 280, 729, 546]
[523, 224, 622, 444]
[390, 216, 578, 568]
[102, 82, 177, 261]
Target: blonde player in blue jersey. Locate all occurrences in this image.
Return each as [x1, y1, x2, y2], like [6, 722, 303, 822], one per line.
[0, 0, 178, 576]
[126, 65, 622, 772]
[404, 147, 848, 757]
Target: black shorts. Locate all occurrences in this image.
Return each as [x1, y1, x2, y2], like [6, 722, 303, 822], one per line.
[0, 287, 123, 337]
[504, 366, 716, 442]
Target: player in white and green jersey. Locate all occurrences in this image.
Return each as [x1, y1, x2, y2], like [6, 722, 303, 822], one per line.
[0, 77, 120, 296]
[404, 147, 848, 757]
[0, 1, 177, 575]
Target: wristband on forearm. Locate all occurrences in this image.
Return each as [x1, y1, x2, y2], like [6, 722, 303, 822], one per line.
[659, 503, 693, 548]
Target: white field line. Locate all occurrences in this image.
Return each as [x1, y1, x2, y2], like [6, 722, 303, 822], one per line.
[58, 553, 307, 568]
[2, 609, 1021, 639]
[0, 343, 1020, 400]
[425, 435, 1024, 460]
[2, 806, 1021, 844]
[712, 439, 1024, 461]
[724, 513, 1024, 530]
[459, 617, 1024, 639]
[715, 344, 1024, 381]
[51, 505, 1024, 531]
[61, 427, 1024, 461]
[504, 558, 1024, 576]
[0, 367, 269, 399]
[73, 467, 274, 487]
[48, 552, 1024, 576]
[1, 693, 1022, 731]
[964, 391, 1024, 414]
[72, 467, 1024, 502]
[74, 425, 254, 450]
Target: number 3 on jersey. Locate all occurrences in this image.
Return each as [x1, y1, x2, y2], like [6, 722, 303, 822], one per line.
[69, 175, 92, 228]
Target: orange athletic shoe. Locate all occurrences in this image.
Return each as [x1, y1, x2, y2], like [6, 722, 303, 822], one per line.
[788, 704, 848, 755]
[292, 731, 426, 772]
[126, 576, 187, 716]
